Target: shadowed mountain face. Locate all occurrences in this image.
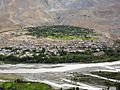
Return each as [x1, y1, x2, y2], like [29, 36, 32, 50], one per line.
[0, 0, 120, 37]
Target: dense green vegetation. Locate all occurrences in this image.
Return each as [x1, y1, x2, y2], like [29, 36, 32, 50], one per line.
[91, 71, 120, 80]
[0, 46, 120, 64]
[0, 51, 119, 64]
[26, 25, 97, 40]
[0, 81, 54, 90]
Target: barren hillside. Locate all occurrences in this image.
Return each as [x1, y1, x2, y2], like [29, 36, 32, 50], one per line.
[0, 0, 120, 37]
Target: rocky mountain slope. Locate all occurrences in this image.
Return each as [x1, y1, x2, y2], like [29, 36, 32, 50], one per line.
[0, 0, 120, 37]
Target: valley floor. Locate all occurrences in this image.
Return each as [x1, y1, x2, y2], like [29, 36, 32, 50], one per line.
[0, 61, 120, 90]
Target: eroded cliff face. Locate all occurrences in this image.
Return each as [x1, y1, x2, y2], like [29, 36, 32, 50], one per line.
[0, 0, 120, 37]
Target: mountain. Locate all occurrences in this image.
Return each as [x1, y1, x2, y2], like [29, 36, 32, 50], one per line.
[0, 0, 120, 37]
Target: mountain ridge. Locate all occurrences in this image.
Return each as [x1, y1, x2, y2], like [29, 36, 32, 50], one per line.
[0, 0, 120, 37]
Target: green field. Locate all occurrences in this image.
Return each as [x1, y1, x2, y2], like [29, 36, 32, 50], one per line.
[47, 35, 97, 40]
[0, 82, 54, 90]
